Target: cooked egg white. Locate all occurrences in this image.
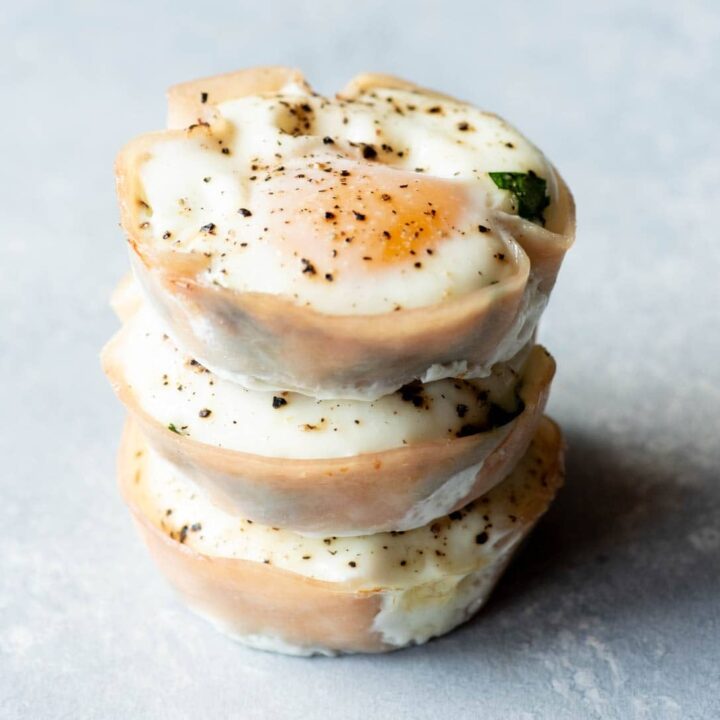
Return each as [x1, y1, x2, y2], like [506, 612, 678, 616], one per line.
[138, 83, 556, 315]
[115, 307, 526, 459]
[133, 426, 558, 591]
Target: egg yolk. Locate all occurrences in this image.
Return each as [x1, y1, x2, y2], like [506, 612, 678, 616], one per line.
[257, 157, 470, 269]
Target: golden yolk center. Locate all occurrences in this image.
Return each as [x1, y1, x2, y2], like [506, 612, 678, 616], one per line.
[260, 160, 468, 266]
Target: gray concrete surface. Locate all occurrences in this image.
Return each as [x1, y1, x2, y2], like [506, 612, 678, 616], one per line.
[1, 1, 719, 718]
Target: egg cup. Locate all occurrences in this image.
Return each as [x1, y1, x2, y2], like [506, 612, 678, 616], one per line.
[115, 68, 575, 400]
[119, 417, 564, 656]
[103, 302, 555, 535]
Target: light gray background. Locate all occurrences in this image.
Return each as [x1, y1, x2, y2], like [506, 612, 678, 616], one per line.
[1, 1, 719, 718]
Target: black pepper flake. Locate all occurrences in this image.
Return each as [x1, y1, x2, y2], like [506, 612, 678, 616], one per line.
[456, 403, 469, 418]
[449, 511, 463, 521]
[475, 532, 489, 545]
[221, 147, 230, 155]
[457, 121, 471, 131]
[238, 207, 252, 217]
[478, 225, 490, 233]
[272, 396, 288, 409]
[488, 400, 524, 427]
[198, 408, 212, 418]
[324, 211, 336, 220]
[399, 380, 426, 408]
[353, 211, 366, 221]
[381, 193, 391, 201]
[324, 273, 334, 281]
[200, 222, 216, 233]
[400, 560, 407, 566]
[362, 144, 377, 160]
[456, 423, 485, 438]
[178, 525, 188, 543]
[301, 258, 317, 275]
[162, 231, 172, 239]
[200, 92, 208, 103]
[322, 136, 335, 145]
[340, 169, 350, 177]
[348, 561, 357, 568]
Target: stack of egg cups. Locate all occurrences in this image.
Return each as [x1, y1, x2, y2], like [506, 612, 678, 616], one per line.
[103, 68, 575, 656]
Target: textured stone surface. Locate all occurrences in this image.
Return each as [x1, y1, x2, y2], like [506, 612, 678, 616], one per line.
[1, 1, 719, 718]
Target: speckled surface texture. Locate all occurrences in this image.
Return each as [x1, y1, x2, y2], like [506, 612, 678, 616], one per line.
[2, 1, 719, 718]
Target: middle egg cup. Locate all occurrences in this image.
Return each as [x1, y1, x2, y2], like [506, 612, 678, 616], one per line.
[103, 294, 555, 537]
